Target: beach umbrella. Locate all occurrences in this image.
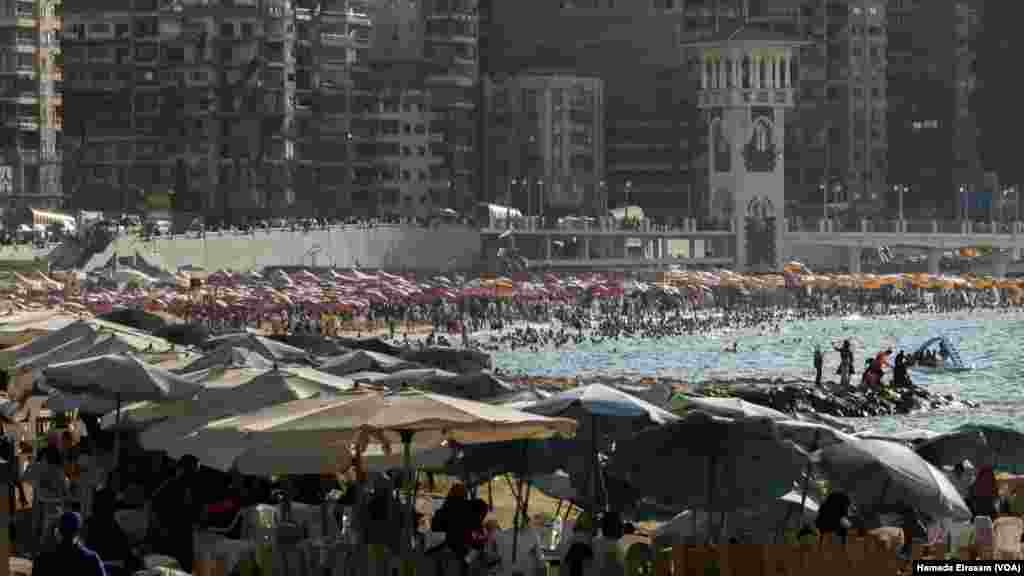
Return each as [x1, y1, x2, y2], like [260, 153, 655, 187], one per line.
[139, 366, 356, 452]
[174, 345, 276, 373]
[610, 412, 807, 515]
[815, 437, 971, 521]
[670, 395, 790, 421]
[445, 438, 575, 487]
[917, 424, 1024, 473]
[98, 308, 175, 333]
[319, 350, 420, 376]
[515, 383, 678, 515]
[171, 389, 576, 554]
[44, 353, 205, 464]
[154, 323, 210, 347]
[855, 429, 944, 444]
[652, 491, 819, 547]
[43, 354, 203, 405]
[202, 332, 312, 364]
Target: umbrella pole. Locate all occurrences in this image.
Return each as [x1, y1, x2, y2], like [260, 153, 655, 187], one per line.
[400, 430, 414, 558]
[796, 430, 820, 531]
[705, 455, 716, 545]
[512, 440, 528, 563]
[114, 393, 122, 469]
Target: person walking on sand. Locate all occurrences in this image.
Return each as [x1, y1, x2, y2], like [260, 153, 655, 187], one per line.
[813, 347, 824, 386]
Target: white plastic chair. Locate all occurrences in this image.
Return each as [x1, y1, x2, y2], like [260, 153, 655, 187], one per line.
[241, 504, 280, 545]
[949, 522, 973, 556]
[993, 517, 1023, 560]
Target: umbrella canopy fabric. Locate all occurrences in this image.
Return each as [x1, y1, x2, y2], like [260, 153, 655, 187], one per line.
[154, 323, 210, 347]
[318, 350, 420, 376]
[202, 333, 311, 364]
[815, 437, 971, 521]
[955, 424, 1024, 472]
[0, 318, 98, 365]
[915, 430, 992, 469]
[137, 366, 356, 452]
[335, 336, 405, 357]
[517, 383, 677, 424]
[176, 345, 276, 373]
[671, 395, 790, 421]
[855, 429, 943, 444]
[43, 354, 203, 403]
[98, 308, 175, 333]
[168, 390, 577, 475]
[263, 334, 349, 357]
[774, 420, 853, 451]
[610, 411, 807, 513]
[651, 491, 820, 548]
[446, 438, 575, 486]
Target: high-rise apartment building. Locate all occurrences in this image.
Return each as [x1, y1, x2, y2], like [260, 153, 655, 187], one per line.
[0, 0, 62, 216]
[886, 0, 979, 219]
[62, 0, 371, 222]
[746, 0, 887, 211]
[973, 1, 1018, 207]
[356, 59, 446, 219]
[292, 0, 372, 216]
[486, 71, 604, 216]
[489, 0, 697, 216]
[420, 0, 479, 213]
[62, 0, 295, 219]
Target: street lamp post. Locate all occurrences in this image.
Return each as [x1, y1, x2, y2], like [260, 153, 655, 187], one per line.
[822, 182, 828, 221]
[535, 178, 544, 218]
[507, 177, 517, 208]
[898, 184, 904, 223]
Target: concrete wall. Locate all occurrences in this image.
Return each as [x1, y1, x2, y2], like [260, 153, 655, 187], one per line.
[113, 225, 482, 272]
[788, 243, 847, 272]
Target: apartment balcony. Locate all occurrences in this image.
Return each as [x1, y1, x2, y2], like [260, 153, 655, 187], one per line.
[7, 116, 39, 130]
[0, 93, 38, 105]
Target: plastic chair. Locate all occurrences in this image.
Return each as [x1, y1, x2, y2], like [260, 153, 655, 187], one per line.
[993, 517, 1023, 560]
[948, 523, 973, 557]
[974, 516, 995, 548]
[241, 504, 280, 546]
[625, 542, 654, 576]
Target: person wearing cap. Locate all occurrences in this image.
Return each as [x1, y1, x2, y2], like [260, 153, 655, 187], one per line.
[34, 511, 106, 576]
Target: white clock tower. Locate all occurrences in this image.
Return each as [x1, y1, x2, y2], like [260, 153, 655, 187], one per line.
[684, 27, 809, 272]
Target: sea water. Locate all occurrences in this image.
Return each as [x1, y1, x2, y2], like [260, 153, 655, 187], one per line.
[493, 309, 1024, 434]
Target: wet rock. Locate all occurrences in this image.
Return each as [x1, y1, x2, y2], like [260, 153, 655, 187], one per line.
[693, 378, 972, 420]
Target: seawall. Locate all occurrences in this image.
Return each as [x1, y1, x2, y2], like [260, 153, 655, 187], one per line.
[106, 224, 483, 272]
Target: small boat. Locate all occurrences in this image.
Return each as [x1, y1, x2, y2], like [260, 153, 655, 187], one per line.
[908, 336, 971, 372]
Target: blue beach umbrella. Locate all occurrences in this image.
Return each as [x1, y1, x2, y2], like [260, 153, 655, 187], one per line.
[514, 384, 679, 517]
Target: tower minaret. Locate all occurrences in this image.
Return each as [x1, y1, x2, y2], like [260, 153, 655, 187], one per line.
[684, 27, 808, 272]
